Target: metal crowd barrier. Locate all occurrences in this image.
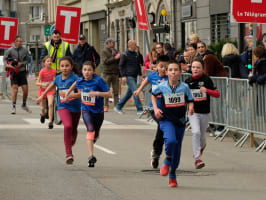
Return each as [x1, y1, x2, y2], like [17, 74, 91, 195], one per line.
[0, 71, 7, 97]
[141, 71, 266, 151]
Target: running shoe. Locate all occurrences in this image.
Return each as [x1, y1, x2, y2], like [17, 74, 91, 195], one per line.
[169, 178, 178, 188]
[21, 105, 32, 113]
[137, 111, 144, 115]
[195, 159, 205, 169]
[160, 163, 170, 176]
[88, 156, 97, 167]
[11, 107, 16, 115]
[66, 155, 74, 165]
[48, 122, 53, 129]
[113, 107, 124, 114]
[150, 150, 159, 169]
[40, 115, 45, 123]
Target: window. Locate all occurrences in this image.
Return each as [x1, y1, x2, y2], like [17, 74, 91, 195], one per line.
[32, 35, 40, 41]
[184, 20, 197, 44]
[31, 6, 43, 21]
[126, 18, 131, 42]
[211, 13, 229, 43]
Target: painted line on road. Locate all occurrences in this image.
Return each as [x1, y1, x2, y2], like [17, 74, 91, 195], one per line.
[23, 118, 115, 125]
[94, 144, 117, 155]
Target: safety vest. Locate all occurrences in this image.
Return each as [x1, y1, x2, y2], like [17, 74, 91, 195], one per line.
[45, 41, 68, 73]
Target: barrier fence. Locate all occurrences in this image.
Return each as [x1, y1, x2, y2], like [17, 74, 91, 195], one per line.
[142, 71, 266, 152]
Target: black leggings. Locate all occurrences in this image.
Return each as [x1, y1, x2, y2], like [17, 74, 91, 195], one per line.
[150, 110, 164, 156]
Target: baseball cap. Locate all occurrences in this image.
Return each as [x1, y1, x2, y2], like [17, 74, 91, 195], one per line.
[106, 38, 115, 44]
[79, 34, 86, 40]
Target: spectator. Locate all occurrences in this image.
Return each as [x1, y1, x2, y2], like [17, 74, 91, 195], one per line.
[3, 35, 31, 114]
[249, 45, 266, 85]
[189, 33, 200, 45]
[73, 34, 100, 75]
[40, 30, 72, 74]
[114, 40, 143, 115]
[197, 42, 227, 77]
[221, 43, 242, 78]
[155, 42, 164, 57]
[240, 46, 251, 79]
[187, 43, 197, 63]
[173, 49, 182, 62]
[163, 43, 175, 60]
[143, 43, 157, 74]
[262, 33, 266, 49]
[101, 38, 121, 112]
[28, 51, 33, 76]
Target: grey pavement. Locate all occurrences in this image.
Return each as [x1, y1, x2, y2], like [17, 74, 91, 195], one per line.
[0, 92, 266, 200]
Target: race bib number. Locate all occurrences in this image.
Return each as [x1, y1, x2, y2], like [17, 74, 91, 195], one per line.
[81, 91, 96, 106]
[191, 89, 207, 102]
[59, 89, 74, 103]
[164, 93, 185, 108]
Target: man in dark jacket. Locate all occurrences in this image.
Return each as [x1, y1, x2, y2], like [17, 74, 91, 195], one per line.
[101, 38, 121, 111]
[114, 40, 143, 115]
[73, 34, 100, 74]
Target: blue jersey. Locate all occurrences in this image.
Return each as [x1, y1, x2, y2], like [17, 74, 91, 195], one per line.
[76, 75, 110, 113]
[148, 72, 168, 108]
[54, 72, 81, 113]
[152, 81, 194, 127]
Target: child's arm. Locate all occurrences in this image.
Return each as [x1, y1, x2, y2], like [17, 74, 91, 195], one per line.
[200, 87, 220, 98]
[152, 94, 163, 119]
[64, 81, 81, 100]
[89, 90, 112, 98]
[36, 83, 55, 104]
[134, 77, 149, 96]
[36, 75, 42, 87]
[188, 102, 194, 115]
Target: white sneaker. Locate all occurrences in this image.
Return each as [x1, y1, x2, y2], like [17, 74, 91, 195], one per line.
[214, 130, 223, 137]
[11, 107, 16, 114]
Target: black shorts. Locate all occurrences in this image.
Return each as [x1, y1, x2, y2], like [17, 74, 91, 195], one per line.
[10, 71, 28, 86]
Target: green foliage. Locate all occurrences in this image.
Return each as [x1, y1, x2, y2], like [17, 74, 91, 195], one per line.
[208, 39, 238, 60]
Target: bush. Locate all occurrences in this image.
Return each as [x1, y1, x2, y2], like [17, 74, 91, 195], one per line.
[208, 39, 238, 60]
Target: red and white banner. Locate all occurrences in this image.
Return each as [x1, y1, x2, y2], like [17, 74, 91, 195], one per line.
[232, 0, 266, 23]
[134, 0, 150, 30]
[0, 17, 18, 49]
[55, 6, 81, 44]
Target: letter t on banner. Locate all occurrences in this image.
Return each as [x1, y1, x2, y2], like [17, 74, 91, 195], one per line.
[55, 6, 81, 44]
[0, 17, 18, 49]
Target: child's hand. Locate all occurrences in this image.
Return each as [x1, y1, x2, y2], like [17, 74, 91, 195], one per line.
[36, 96, 43, 104]
[133, 90, 139, 96]
[188, 107, 194, 115]
[154, 108, 163, 119]
[200, 87, 207, 93]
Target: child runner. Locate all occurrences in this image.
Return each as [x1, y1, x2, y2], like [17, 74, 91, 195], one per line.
[37, 56, 81, 165]
[185, 57, 220, 169]
[152, 61, 194, 188]
[36, 56, 56, 129]
[65, 61, 112, 167]
[134, 55, 169, 169]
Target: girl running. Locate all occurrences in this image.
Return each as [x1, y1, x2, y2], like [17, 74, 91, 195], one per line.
[185, 57, 220, 169]
[152, 61, 194, 187]
[65, 61, 112, 167]
[36, 56, 56, 129]
[37, 56, 81, 165]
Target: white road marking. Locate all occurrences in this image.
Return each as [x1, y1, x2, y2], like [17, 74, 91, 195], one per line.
[94, 144, 116, 155]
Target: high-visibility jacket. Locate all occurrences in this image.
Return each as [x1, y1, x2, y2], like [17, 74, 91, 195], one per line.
[45, 41, 69, 73]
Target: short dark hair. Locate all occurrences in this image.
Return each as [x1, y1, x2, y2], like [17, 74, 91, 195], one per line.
[188, 43, 197, 50]
[14, 35, 22, 41]
[52, 30, 61, 35]
[253, 45, 266, 59]
[197, 42, 206, 48]
[168, 60, 181, 71]
[163, 43, 172, 51]
[156, 55, 170, 64]
[192, 57, 205, 69]
[83, 61, 96, 71]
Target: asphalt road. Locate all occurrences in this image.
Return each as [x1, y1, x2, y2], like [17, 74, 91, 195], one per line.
[0, 97, 266, 200]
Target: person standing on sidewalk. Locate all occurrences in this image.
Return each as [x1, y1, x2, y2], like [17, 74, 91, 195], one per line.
[114, 40, 143, 115]
[40, 30, 72, 74]
[73, 34, 100, 75]
[101, 38, 120, 112]
[3, 35, 31, 114]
